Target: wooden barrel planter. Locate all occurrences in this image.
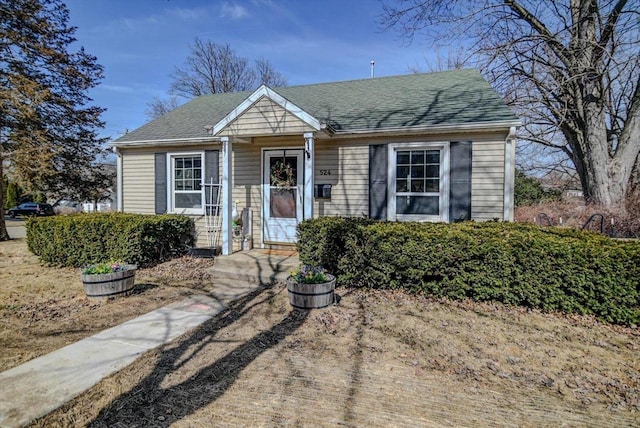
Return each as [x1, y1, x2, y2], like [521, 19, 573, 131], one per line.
[287, 274, 336, 309]
[81, 265, 137, 299]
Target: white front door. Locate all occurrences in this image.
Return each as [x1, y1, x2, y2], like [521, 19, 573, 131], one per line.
[263, 149, 304, 243]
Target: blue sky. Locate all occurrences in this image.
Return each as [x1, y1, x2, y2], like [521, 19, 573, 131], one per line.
[64, 0, 438, 141]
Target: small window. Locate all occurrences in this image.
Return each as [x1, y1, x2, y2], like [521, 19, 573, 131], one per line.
[171, 154, 203, 214]
[389, 143, 449, 222]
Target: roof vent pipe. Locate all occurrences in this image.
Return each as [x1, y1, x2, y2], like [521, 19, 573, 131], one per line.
[370, 60, 375, 78]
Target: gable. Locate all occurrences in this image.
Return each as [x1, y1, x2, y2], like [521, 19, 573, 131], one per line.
[219, 96, 318, 137]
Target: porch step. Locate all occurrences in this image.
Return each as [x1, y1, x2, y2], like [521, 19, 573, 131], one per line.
[208, 250, 299, 287]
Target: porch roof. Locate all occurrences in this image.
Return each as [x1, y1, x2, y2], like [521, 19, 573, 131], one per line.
[114, 69, 519, 144]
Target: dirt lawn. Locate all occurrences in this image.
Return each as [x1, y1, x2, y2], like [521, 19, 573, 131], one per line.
[2, 239, 638, 426]
[0, 239, 214, 372]
[32, 282, 640, 425]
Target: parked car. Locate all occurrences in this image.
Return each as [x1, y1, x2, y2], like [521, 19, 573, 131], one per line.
[7, 202, 55, 218]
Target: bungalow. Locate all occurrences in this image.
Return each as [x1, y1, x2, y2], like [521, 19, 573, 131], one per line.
[111, 69, 520, 255]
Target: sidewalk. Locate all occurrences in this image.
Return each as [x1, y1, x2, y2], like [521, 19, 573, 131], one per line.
[0, 293, 241, 427]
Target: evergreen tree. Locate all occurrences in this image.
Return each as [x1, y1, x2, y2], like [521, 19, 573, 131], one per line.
[514, 169, 561, 207]
[0, 0, 106, 240]
[5, 180, 20, 209]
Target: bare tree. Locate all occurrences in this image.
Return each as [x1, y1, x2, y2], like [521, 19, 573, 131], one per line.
[255, 58, 288, 87]
[170, 39, 253, 97]
[408, 47, 472, 73]
[145, 96, 181, 120]
[149, 39, 288, 117]
[381, 0, 640, 209]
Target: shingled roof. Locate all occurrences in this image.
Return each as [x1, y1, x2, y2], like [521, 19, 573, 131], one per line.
[115, 69, 519, 144]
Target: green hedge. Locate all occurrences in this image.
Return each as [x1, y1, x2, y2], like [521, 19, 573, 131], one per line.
[27, 213, 195, 268]
[297, 218, 640, 325]
[296, 216, 377, 275]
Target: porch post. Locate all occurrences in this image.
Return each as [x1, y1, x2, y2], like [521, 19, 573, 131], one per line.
[221, 136, 233, 255]
[303, 132, 315, 220]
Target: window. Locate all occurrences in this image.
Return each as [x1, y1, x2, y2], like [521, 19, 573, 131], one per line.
[269, 156, 298, 219]
[388, 142, 449, 222]
[171, 154, 203, 214]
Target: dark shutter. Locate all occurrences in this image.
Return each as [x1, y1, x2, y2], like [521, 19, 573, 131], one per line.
[204, 150, 219, 184]
[204, 150, 220, 215]
[154, 153, 167, 214]
[449, 141, 472, 221]
[369, 144, 388, 220]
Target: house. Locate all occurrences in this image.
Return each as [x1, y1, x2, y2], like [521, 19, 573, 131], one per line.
[111, 69, 520, 255]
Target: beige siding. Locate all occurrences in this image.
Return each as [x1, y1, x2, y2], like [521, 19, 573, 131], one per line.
[471, 141, 505, 221]
[119, 131, 510, 249]
[313, 143, 369, 217]
[122, 151, 155, 214]
[223, 98, 315, 137]
[121, 144, 220, 248]
[232, 142, 264, 245]
[230, 139, 370, 246]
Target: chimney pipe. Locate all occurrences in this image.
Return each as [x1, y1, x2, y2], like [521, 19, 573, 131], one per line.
[370, 60, 375, 78]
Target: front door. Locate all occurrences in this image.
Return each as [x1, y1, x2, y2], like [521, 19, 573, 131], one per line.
[263, 149, 303, 244]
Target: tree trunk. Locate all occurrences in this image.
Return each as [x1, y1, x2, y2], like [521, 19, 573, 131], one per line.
[570, 112, 638, 209]
[567, 11, 639, 210]
[0, 155, 12, 241]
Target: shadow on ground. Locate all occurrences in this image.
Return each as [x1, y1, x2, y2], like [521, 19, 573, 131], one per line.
[87, 285, 309, 427]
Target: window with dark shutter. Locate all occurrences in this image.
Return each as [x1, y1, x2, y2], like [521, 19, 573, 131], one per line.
[387, 142, 450, 222]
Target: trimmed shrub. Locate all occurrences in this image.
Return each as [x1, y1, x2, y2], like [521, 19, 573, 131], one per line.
[297, 218, 640, 326]
[296, 216, 376, 274]
[27, 213, 194, 268]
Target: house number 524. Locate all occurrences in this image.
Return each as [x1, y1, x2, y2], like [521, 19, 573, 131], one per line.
[319, 169, 332, 175]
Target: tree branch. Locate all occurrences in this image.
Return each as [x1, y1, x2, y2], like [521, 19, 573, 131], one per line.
[503, 0, 572, 67]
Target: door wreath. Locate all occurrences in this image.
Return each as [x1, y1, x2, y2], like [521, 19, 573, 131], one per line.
[270, 159, 296, 188]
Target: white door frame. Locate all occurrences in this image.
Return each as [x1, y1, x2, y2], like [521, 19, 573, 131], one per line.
[262, 148, 304, 244]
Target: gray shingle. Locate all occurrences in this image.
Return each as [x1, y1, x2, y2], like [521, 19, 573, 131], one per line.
[115, 69, 518, 143]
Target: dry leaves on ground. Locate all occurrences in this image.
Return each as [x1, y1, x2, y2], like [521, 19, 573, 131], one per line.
[0, 240, 214, 372]
[35, 285, 640, 427]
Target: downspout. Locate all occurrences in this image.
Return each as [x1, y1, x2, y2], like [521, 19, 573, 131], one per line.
[503, 126, 517, 221]
[113, 146, 123, 212]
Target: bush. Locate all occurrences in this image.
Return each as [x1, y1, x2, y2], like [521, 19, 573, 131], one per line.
[296, 216, 377, 274]
[4, 180, 21, 210]
[297, 218, 640, 326]
[515, 200, 640, 238]
[514, 169, 561, 206]
[27, 213, 194, 268]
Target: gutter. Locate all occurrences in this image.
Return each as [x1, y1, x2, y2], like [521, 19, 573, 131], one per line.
[110, 136, 221, 148]
[320, 119, 522, 138]
[503, 125, 518, 222]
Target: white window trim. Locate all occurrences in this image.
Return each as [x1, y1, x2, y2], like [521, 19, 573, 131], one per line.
[387, 142, 450, 222]
[168, 151, 205, 215]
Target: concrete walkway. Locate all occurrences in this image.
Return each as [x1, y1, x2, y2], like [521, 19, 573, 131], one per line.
[0, 293, 245, 427]
[5, 220, 26, 239]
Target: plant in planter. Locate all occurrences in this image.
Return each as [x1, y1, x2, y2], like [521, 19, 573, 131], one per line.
[81, 262, 137, 299]
[287, 265, 336, 309]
